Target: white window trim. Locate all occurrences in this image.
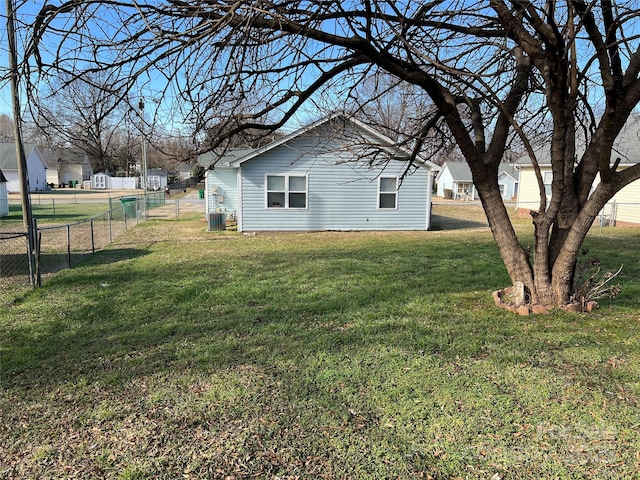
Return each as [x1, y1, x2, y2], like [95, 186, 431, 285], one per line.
[265, 174, 308, 209]
[378, 176, 398, 209]
[543, 171, 553, 197]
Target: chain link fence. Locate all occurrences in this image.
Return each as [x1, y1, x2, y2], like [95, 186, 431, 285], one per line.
[0, 190, 207, 300]
[0, 193, 168, 301]
[0, 232, 31, 298]
[430, 201, 490, 230]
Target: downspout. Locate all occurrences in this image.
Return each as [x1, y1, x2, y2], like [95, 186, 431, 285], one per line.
[236, 166, 243, 232]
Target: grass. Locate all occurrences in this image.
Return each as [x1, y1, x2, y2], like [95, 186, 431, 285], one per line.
[1, 218, 639, 479]
[3, 198, 116, 224]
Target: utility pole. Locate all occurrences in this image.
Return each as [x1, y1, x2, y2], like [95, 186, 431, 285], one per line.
[6, 0, 37, 286]
[138, 97, 147, 195]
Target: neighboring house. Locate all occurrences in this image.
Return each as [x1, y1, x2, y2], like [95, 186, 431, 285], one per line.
[0, 169, 8, 217]
[516, 117, 640, 225]
[436, 162, 478, 200]
[205, 115, 438, 232]
[436, 161, 519, 200]
[517, 160, 640, 225]
[0, 143, 48, 193]
[40, 147, 93, 187]
[497, 164, 519, 200]
[175, 163, 193, 181]
[145, 169, 168, 191]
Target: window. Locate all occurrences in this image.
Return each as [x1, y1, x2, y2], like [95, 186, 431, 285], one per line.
[543, 171, 553, 196]
[457, 182, 472, 197]
[266, 175, 307, 208]
[379, 177, 397, 209]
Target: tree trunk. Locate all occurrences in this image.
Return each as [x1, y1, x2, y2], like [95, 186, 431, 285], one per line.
[476, 176, 536, 297]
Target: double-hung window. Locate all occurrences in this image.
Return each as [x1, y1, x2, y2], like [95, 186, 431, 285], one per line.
[378, 177, 397, 209]
[266, 175, 307, 208]
[543, 171, 553, 196]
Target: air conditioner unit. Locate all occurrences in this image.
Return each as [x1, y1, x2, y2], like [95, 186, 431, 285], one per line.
[207, 212, 226, 231]
[217, 195, 224, 203]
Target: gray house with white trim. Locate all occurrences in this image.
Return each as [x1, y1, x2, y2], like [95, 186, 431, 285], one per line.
[204, 115, 438, 232]
[436, 161, 518, 200]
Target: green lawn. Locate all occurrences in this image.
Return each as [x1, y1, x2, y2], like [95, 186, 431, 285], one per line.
[1, 220, 639, 479]
[4, 199, 116, 224]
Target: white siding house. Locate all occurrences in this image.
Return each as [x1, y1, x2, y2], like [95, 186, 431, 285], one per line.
[208, 115, 438, 232]
[41, 147, 93, 187]
[517, 162, 640, 225]
[516, 117, 640, 225]
[0, 143, 48, 193]
[436, 162, 477, 200]
[436, 161, 518, 200]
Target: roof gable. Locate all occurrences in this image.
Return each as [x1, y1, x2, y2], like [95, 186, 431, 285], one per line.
[40, 147, 89, 167]
[0, 143, 37, 170]
[442, 162, 472, 181]
[517, 115, 640, 166]
[228, 114, 439, 170]
[198, 147, 255, 168]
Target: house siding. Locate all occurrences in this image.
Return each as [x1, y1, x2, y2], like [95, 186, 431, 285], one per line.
[205, 165, 238, 217]
[436, 168, 454, 197]
[238, 134, 431, 231]
[608, 173, 640, 224]
[0, 145, 48, 193]
[515, 167, 545, 211]
[0, 181, 7, 217]
[498, 173, 517, 199]
[516, 165, 640, 225]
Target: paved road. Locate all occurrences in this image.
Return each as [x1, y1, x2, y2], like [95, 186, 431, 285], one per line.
[149, 189, 206, 219]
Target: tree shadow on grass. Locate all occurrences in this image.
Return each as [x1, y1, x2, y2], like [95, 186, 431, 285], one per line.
[429, 214, 488, 231]
[2, 230, 639, 392]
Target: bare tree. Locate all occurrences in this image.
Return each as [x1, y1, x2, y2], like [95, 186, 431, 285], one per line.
[0, 114, 14, 142]
[20, 0, 640, 307]
[33, 72, 127, 173]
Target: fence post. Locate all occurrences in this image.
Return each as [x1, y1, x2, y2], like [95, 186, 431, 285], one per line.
[33, 217, 41, 287]
[108, 208, 113, 243]
[176, 199, 179, 220]
[52, 198, 56, 220]
[91, 219, 95, 254]
[67, 224, 72, 269]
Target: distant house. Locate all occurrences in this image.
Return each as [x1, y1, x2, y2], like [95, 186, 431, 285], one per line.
[145, 169, 168, 191]
[204, 115, 438, 232]
[497, 164, 519, 199]
[435, 162, 477, 200]
[516, 117, 640, 226]
[436, 161, 518, 200]
[0, 143, 48, 193]
[40, 147, 93, 187]
[0, 169, 8, 217]
[517, 160, 640, 225]
[175, 163, 192, 181]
